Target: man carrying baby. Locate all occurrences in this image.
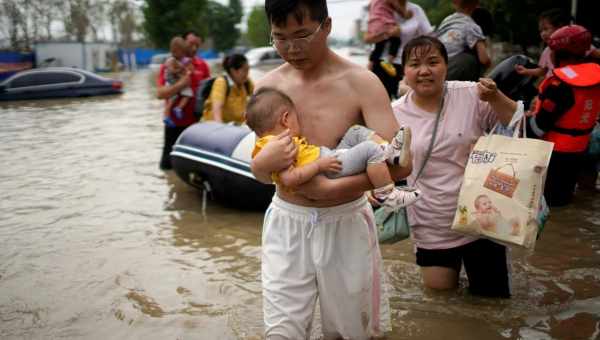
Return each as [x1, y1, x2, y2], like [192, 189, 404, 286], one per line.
[250, 0, 412, 338]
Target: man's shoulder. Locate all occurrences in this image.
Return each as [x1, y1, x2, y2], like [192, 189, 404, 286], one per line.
[255, 63, 291, 89]
[340, 60, 382, 87]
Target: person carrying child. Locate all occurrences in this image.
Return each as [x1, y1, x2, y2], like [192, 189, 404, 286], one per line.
[526, 24, 600, 207]
[435, 0, 491, 81]
[247, 87, 421, 212]
[163, 37, 194, 127]
[367, 0, 413, 77]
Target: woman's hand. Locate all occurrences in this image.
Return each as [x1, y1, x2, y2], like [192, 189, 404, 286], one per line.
[477, 78, 498, 102]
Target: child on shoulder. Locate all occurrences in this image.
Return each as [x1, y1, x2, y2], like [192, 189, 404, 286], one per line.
[367, 0, 412, 77]
[163, 37, 194, 127]
[246, 87, 421, 211]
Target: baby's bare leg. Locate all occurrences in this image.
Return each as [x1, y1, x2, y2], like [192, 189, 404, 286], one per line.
[367, 163, 394, 189]
[177, 96, 190, 108]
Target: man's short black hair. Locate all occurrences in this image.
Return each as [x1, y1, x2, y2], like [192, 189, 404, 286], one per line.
[265, 0, 328, 27]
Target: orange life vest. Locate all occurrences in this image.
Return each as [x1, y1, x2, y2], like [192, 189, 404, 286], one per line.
[535, 63, 600, 153]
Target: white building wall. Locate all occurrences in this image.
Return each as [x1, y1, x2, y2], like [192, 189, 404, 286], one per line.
[35, 42, 116, 71]
[36, 43, 83, 69]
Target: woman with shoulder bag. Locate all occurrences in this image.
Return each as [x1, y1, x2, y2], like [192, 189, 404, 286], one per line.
[391, 36, 517, 298]
[202, 53, 254, 124]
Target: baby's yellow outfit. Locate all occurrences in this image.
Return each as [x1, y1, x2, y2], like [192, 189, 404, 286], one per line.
[252, 135, 320, 184]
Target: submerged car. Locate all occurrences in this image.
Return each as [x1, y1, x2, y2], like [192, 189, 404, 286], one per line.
[245, 47, 283, 68]
[0, 67, 123, 101]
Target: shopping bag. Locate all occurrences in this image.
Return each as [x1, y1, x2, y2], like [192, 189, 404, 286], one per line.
[374, 207, 410, 243]
[451, 120, 554, 249]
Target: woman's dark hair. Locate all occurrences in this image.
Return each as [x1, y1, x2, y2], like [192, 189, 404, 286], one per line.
[223, 54, 248, 73]
[539, 8, 571, 28]
[265, 0, 328, 27]
[401, 36, 449, 67]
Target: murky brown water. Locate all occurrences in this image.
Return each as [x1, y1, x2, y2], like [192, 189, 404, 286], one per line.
[1, 68, 599, 340]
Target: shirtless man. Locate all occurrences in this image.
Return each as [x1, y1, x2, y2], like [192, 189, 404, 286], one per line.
[251, 0, 411, 338]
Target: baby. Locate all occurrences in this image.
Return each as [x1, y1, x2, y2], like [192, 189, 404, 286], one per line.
[367, 0, 412, 77]
[473, 194, 519, 236]
[246, 87, 421, 212]
[163, 36, 194, 127]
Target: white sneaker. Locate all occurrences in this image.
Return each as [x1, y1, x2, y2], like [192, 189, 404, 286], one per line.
[387, 126, 412, 167]
[381, 186, 421, 212]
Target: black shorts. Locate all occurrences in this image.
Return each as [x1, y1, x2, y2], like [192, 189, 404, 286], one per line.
[416, 239, 511, 298]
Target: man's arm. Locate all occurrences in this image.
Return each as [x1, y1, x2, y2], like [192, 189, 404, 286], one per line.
[156, 65, 191, 99]
[474, 40, 491, 70]
[251, 130, 298, 184]
[278, 157, 341, 188]
[359, 70, 412, 181]
[296, 71, 412, 201]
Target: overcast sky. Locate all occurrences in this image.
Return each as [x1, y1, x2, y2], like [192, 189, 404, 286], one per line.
[234, 0, 370, 39]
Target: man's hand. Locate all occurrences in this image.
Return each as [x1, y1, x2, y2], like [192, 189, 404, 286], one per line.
[316, 156, 342, 174]
[477, 78, 498, 102]
[251, 129, 297, 183]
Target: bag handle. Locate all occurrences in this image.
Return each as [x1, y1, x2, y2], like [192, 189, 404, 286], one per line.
[494, 163, 517, 177]
[413, 83, 447, 183]
[490, 100, 526, 138]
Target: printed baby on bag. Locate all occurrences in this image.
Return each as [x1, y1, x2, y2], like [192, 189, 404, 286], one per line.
[452, 133, 553, 249]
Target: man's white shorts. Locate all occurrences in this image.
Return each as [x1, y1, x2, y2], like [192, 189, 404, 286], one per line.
[262, 195, 391, 339]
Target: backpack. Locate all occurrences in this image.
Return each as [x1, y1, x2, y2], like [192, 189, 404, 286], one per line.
[194, 75, 252, 120]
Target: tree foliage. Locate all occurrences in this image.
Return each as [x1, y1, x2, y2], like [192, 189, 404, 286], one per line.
[142, 0, 208, 49]
[246, 6, 270, 47]
[205, 1, 240, 51]
[142, 0, 241, 51]
[413, 0, 572, 48]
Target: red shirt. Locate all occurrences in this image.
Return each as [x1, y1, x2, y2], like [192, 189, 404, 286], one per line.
[158, 56, 211, 127]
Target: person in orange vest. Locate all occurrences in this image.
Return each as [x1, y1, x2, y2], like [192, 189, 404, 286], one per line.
[526, 25, 600, 207]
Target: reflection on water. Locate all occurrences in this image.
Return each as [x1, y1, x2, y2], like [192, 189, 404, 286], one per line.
[1, 65, 599, 339]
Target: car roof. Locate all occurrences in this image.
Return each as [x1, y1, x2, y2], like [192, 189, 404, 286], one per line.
[0, 67, 108, 85]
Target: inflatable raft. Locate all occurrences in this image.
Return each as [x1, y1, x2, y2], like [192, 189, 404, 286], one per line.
[170, 122, 275, 210]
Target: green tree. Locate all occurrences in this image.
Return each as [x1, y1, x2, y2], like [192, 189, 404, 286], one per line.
[205, 1, 239, 51]
[246, 6, 270, 47]
[142, 0, 208, 49]
[229, 0, 243, 23]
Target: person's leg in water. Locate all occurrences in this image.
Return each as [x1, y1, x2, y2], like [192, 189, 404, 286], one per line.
[163, 98, 177, 128]
[159, 125, 187, 170]
[386, 36, 401, 63]
[369, 40, 386, 71]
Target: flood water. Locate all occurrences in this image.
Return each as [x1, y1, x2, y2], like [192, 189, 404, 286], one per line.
[1, 64, 599, 340]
